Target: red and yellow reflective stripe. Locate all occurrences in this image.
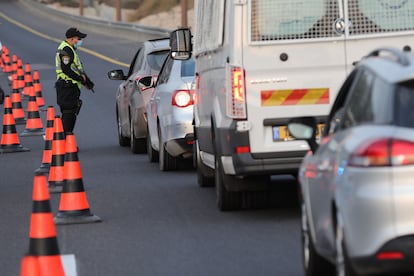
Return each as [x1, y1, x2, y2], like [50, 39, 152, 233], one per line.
[261, 88, 329, 106]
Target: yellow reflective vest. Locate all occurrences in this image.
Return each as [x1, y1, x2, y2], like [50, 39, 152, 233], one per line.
[55, 41, 84, 89]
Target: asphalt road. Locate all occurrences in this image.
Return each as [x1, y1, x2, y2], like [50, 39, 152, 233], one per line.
[0, 1, 303, 275]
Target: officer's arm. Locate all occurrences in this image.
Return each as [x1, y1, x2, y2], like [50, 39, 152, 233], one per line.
[60, 46, 84, 83]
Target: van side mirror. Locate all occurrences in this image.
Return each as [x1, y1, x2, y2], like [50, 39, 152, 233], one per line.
[170, 28, 192, 60]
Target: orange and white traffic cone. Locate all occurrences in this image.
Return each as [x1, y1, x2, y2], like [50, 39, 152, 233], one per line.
[25, 173, 65, 276]
[35, 106, 55, 174]
[33, 70, 46, 111]
[0, 95, 30, 153]
[20, 86, 45, 136]
[23, 63, 34, 99]
[48, 116, 66, 193]
[54, 132, 101, 225]
[11, 75, 26, 125]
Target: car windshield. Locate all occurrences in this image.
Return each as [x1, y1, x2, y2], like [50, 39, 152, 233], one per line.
[395, 82, 414, 128]
[147, 50, 169, 71]
[181, 59, 195, 77]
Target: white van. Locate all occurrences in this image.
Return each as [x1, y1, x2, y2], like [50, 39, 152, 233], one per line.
[170, 0, 414, 211]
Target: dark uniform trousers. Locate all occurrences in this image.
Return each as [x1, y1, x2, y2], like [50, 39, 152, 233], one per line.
[55, 79, 82, 134]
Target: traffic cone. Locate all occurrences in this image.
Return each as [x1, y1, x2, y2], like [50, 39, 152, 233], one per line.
[3, 54, 12, 74]
[26, 173, 65, 276]
[0, 95, 30, 153]
[20, 255, 41, 276]
[16, 61, 25, 93]
[10, 54, 18, 81]
[55, 132, 101, 225]
[33, 70, 46, 111]
[48, 116, 65, 193]
[11, 75, 26, 125]
[35, 106, 55, 173]
[23, 63, 34, 99]
[20, 87, 45, 137]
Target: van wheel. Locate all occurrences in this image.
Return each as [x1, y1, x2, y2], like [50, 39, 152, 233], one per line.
[146, 125, 158, 163]
[215, 155, 242, 211]
[130, 120, 146, 154]
[117, 107, 129, 147]
[301, 196, 334, 276]
[194, 140, 214, 187]
[158, 126, 177, 171]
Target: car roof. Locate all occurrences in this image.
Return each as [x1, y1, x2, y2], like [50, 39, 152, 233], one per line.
[358, 48, 414, 85]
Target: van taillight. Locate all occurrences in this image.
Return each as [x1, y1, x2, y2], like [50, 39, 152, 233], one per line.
[226, 65, 247, 119]
[172, 90, 194, 108]
[349, 138, 414, 167]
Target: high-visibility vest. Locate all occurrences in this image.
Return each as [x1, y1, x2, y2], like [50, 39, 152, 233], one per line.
[55, 40, 84, 89]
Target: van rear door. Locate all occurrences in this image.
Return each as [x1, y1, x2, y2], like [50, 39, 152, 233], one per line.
[244, 0, 346, 154]
[344, 0, 414, 71]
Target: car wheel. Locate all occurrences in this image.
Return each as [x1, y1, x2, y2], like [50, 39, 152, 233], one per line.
[117, 107, 129, 147]
[336, 212, 357, 276]
[194, 139, 214, 187]
[130, 119, 146, 154]
[158, 126, 177, 171]
[146, 125, 158, 163]
[215, 153, 243, 211]
[301, 197, 335, 276]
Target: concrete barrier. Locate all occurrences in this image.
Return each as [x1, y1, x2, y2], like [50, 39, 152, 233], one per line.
[19, 0, 171, 43]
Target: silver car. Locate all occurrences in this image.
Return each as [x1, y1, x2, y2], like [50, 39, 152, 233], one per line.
[146, 55, 195, 171]
[289, 48, 414, 276]
[108, 38, 170, 154]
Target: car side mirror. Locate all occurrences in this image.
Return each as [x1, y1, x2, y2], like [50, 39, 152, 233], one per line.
[170, 28, 192, 60]
[108, 69, 126, 80]
[288, 117, 319, 153]
[137, 76, 154, 91]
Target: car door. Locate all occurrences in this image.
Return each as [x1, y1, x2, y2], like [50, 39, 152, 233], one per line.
[148, 56, 174, 150]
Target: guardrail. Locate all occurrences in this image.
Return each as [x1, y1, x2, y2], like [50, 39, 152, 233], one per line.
[19, 0, 171, 42]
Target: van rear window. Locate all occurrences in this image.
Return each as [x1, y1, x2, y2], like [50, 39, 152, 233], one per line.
[251, 0, 414, 42]
[251, 0, 340, 41]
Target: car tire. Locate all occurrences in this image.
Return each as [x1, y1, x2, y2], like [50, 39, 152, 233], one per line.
[336, 212, 357, 276]
[130, 119, 146, 154]
[215, 154, 243, 211]
[194, 139, 214, 187]
[158, 126, 177, 171]
[146, 125, 159, 163]
[117, 107, 129, 147]
[301, 196, 335, 276]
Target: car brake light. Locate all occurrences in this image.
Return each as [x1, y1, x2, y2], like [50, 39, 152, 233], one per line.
[349, 138, 414, 167]
[376, 251, 404, 260]
[172, 90, 193, 108]
[236, 146, 250, 154]
[226, 65, 247, 119]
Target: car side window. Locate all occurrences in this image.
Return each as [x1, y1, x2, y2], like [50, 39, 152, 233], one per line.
[157, 57, 174, 86]
[341, 69, 375, 128]
[132, 48, 145, 74]
[127, 49, 141, 78]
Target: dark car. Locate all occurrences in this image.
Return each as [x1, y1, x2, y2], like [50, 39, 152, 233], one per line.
[108, 38, 170, 153]
[289, 47, 414, 276]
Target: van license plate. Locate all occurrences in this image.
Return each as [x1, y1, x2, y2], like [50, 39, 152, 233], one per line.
[272, 124, 325, 141]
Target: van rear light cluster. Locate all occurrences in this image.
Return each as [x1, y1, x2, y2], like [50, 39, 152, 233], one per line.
[226, 65, 247, 119]
[172, 89, 194, 108]
[349, 138, 414, 167]
[376, 251, 404, 260]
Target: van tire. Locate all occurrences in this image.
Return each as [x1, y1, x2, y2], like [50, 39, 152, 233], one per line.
[215, 155, 242, 211]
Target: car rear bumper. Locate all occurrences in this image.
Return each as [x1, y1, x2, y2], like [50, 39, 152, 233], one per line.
[352, 235, 414, 275]
[165, 134, 194, 158]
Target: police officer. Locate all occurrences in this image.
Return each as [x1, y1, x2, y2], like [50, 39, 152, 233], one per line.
[55, 27, 94, 134]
